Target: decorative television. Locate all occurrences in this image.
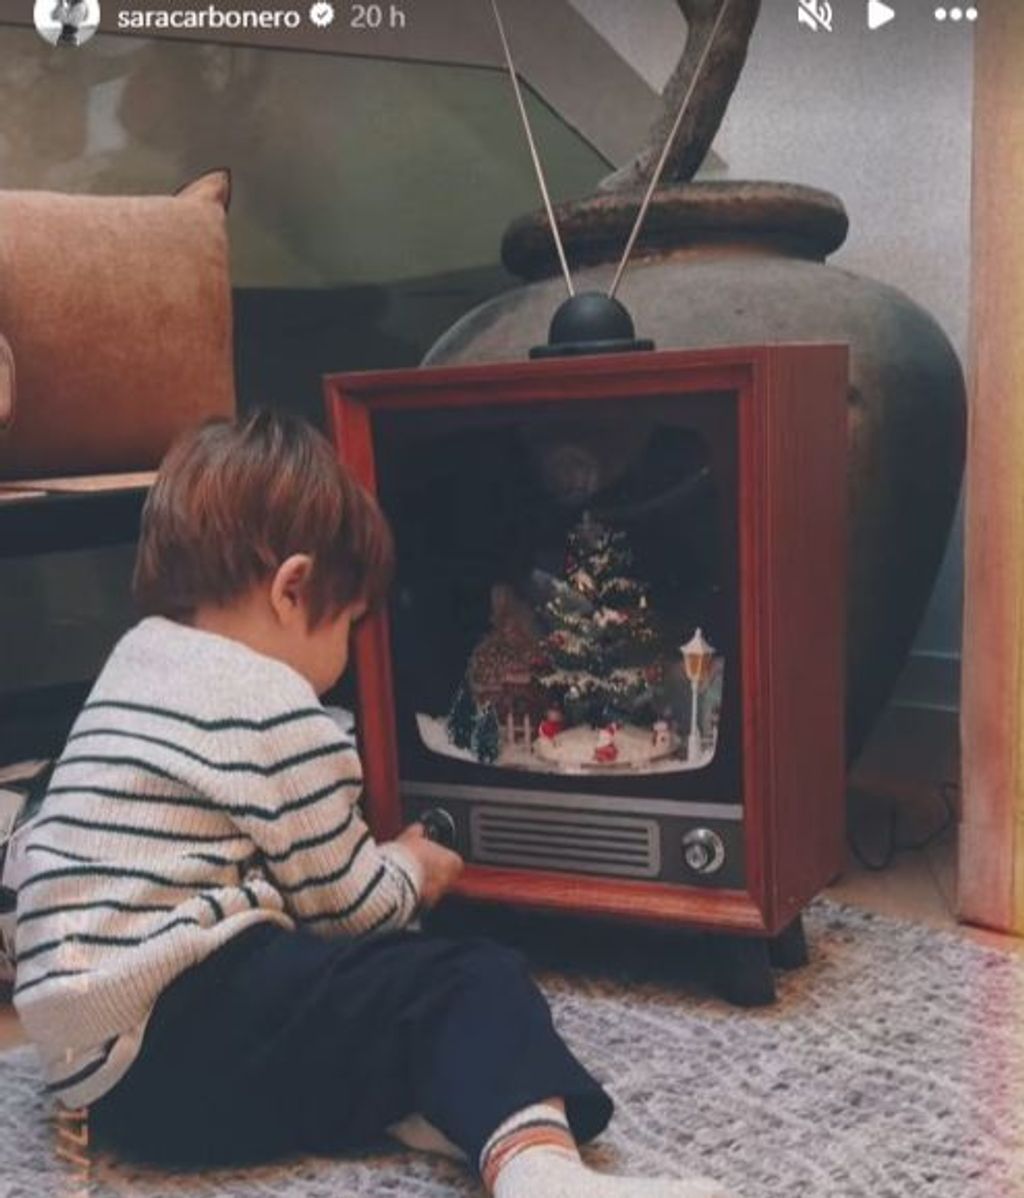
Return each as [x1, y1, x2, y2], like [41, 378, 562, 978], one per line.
[325, 344, 847, 1001]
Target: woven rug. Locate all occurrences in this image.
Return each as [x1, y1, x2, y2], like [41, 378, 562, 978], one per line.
[2, 900, 1022, 1198]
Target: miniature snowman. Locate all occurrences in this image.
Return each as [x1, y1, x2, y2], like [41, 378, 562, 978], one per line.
[538, 706, 565, 743]
[651, 719, 672, 752]
[593, 723, 620, 764]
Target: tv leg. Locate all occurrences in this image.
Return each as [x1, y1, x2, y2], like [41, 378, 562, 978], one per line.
[708, 934, 776, 1007]
[768, 914, 808, 971]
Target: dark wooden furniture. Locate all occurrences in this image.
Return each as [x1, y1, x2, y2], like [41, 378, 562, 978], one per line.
[325, 344, 848, 1003]
[0, 472, 153, 558]
[0, 473, 153, 761]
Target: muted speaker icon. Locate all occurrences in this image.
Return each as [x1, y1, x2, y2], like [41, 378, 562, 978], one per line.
[868, 0, 896, 28]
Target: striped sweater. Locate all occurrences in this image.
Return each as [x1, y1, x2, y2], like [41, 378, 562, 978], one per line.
[12, 616, 423, 1109]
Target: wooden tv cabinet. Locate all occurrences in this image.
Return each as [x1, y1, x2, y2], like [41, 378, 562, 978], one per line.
[325, 344, 848, 1004]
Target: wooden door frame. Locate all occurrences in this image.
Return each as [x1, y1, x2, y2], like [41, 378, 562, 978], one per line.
[959, 1, 1024, 934]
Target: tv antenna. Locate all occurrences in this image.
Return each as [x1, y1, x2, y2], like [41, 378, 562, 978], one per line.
[489, 0, 734, 358]
[489, 0, 575, 298]
[609, 0, 734, 300]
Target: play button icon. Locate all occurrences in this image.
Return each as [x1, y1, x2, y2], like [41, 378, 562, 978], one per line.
[868, 0, 896, 29]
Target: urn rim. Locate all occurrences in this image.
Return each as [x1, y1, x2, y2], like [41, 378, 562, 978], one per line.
[502, 180, 850, 282]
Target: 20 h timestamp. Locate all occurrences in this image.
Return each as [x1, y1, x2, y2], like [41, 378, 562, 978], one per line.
[350, 2, 408, 30]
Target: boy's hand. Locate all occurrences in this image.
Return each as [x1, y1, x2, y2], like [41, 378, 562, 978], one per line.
[396, 822, 464, 910]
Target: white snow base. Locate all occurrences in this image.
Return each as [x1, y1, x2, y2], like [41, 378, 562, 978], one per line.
[416, 714, 716, 776]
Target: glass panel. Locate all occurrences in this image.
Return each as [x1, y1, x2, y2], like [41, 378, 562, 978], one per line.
[0, 28, 607, 288]
[375, 391, 742, 805]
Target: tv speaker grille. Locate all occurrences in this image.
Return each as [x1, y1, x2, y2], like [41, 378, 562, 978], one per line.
[470, 805, 660, 879]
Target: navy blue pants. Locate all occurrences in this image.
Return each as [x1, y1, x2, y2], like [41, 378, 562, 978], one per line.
[89, 923, 613, 1168]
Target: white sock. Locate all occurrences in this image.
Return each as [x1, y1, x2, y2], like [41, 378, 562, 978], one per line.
[491, 1151, 736, 1198]
[480, 1103, 734, 1198]
[386, 1112, 467, 1162]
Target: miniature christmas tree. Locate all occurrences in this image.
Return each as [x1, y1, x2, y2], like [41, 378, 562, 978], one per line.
[445, 678, 478, 750]
[471, 704, 501, 765]
[534, 513, 661, 728]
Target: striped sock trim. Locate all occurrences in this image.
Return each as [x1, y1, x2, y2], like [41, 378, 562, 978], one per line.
[479, 1104, 578, 1191]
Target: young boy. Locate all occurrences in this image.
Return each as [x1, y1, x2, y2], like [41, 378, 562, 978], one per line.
[13, 411, 732, 1198]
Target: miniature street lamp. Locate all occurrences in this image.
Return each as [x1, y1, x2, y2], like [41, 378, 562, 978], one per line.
[680, 628, 715, 763]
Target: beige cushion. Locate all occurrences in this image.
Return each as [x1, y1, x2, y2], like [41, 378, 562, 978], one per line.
[0, 171, 235, 480]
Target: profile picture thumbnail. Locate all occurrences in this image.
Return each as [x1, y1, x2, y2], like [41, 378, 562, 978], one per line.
[33, 0, 101, 46]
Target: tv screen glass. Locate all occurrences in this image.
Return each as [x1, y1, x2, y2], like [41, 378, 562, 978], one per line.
[373, 389, 743, 809]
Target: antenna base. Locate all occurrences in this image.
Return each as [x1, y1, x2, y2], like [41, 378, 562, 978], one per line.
[530, 291, 655, 359]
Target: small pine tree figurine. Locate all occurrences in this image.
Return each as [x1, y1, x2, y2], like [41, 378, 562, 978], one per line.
[445, 679, 478, 750]
[472, 704, 502, 765]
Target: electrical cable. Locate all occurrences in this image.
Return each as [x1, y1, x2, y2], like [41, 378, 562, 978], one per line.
[847, 780, 958, 872]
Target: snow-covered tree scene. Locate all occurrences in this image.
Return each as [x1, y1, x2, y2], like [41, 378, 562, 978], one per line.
[415, 514, 726, 776]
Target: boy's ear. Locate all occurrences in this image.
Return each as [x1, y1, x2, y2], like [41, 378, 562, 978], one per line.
[269, 554, 314, 624]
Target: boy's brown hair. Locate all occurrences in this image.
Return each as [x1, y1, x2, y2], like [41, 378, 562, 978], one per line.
[133, 409, 393, 625]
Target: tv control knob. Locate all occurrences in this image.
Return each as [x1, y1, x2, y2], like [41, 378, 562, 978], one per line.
[420, 807, 457, 849]
[682, 828, 726, 876]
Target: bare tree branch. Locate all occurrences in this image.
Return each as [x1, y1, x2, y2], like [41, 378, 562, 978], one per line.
[600, 0, 761, 193]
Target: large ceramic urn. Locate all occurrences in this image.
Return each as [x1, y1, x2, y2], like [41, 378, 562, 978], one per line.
[425, 181, 966, 758]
